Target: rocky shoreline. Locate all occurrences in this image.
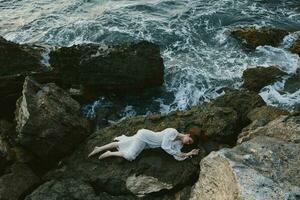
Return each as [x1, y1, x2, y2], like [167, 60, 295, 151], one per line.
[0, 27, 299, 200]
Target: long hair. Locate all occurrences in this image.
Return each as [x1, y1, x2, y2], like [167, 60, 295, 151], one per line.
[185, 127, 201, 144]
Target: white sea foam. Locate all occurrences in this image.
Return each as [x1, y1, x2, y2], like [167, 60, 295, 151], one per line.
[1, 0, 300, 117]
[260, 76, 300, 111]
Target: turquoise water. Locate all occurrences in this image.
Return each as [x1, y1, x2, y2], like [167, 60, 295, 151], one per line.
[1, 0, 300, 117]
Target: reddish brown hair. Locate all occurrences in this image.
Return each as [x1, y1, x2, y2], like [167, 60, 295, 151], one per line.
[185, 127, 201, 144]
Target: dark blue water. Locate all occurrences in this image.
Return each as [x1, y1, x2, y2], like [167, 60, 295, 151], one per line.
[1, 0, 300, 118]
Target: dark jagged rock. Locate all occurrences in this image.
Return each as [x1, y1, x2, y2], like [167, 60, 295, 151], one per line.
[0, 37, 58, 120]
[0, 71, 61, 120]
[49, 41, 164, 96]
[0, 163, 41, 200]
[0, 36, 46, 76]
[242, 66, 286, 92]
[24, 178, 121, 200]
[14, 77, 91, 170]
[284, 74, 300, 93]
[211, 89, 266, 132]
[0, 120, 16, 174]
[95, 106, 121, 130]
[231, 27, 289, 49]
[290, 37, 300, 56]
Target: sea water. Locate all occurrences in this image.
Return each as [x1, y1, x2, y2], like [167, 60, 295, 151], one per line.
[1, 0, 300, 118]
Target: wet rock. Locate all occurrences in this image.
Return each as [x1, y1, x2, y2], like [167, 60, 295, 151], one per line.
[231, 27, 289, 49]
[49, 41, 164, 96]
[95, 105, 121, 130]
[0, 37, 59, 120]
[126, 174, 173, 197]
[242, 66, 286, 92]
[189, 136, 300, 200]
[34, 105, 237, 198]
[0, 120, 16, 174]
[211, 89, 266, 131]
[0, 36, 46, 76]
[246, 105, 289, 128]
[24, 178, 101, 200]
[238, 115, 300, 144]
[284, 74, 300, 93]
[14, 76, 90, 169]
[26, 90, 265, 199]
[290, 37, 300, 56]
[0, 163, 41, 200]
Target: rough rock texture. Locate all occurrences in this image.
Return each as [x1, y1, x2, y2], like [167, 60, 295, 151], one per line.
[189, 136, 300, 200]
[0, 36, 46, 76]
[0, 163, 41, 200]
[25, 178, 111, 200]
[49, 41, 164, 95]
[231, 27, 289, 49]
[238, 115, 300, 144]
[126, 174, 173, 197]
[0, 120, 16, 174]
[284, 74, 300, 93]
[290, 37, 300, 56]
[14, 77, 90, 169]
[242, 66, 286, 92]
[0, 36, 58, 120]
[26, 89, 266, 199]
[247, 105, 289, 122]
[210, 89, 266, 132]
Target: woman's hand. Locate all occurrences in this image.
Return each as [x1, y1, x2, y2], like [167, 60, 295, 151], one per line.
[188, 149, 200, 156]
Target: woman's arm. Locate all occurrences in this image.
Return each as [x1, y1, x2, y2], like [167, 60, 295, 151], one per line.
[175, 149, 199, 158]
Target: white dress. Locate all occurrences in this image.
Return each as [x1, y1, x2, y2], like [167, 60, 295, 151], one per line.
[113, 128, 188, 161]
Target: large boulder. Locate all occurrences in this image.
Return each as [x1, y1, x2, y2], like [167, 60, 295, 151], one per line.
[189, 136, 300, 200]
[49, 41, 164, 96]
[0, 36, 46, 76]
[240, 105, 290, 132]
[0, 37, 58, 120]
[238, 115, 300, 144]
[231, 27, 289, 49]
[0, 163, 41, 200]
[14, 76, 91, 169]
[242, 66, 286, 92]
[24, 178, 128, 200]
[210, 89, 266, 131]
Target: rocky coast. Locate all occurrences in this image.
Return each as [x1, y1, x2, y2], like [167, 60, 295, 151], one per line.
[0, 27, 299, 200]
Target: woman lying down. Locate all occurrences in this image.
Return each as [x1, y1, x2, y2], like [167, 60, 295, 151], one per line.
[88, 127, 200, 161]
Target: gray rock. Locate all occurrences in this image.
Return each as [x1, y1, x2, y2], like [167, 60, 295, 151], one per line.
[0, 163, 40, 200]
[242, 66, 286, 92]
[190, 136, 300, 200]
[211, 89, 266, 131]
[15, 76, 90, 168]
[126, 174, 173, 197]
[49, 41, 164, 97]
[238, 115, 300, 144]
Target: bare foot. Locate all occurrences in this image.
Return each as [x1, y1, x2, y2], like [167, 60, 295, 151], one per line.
[98, 151, 111, 160]
[88, 147, 101, 157]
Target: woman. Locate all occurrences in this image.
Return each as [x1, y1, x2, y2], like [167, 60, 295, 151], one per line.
[88, 127, 200, 161]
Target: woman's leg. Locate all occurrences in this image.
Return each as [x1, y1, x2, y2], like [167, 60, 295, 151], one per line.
[98, 150, 124, 160]
[88, 142, 118, 157]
